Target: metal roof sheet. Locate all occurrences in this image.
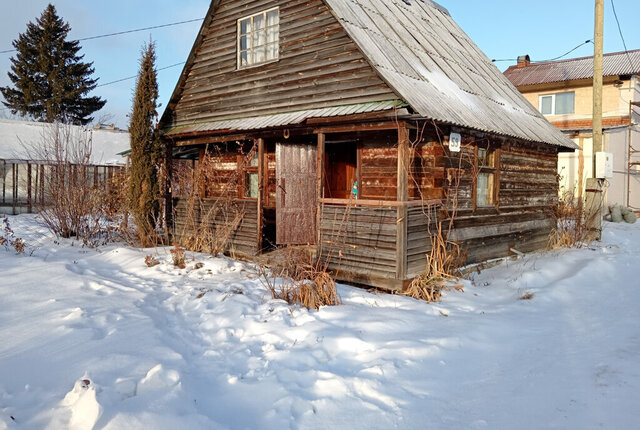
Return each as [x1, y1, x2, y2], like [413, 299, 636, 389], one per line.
[322, 0, 578, 149]
[164, 100, 405, 136]
[504, 49, 640, 87]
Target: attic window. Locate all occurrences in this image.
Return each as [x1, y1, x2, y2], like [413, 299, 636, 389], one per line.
[237, 8, 279, 69]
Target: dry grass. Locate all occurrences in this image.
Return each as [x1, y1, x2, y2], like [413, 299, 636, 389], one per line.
[170, 245, 186, 269]
[258, 247, 341, 310]
[549, 190, 588, 249]
[172, 150, 248, 256]
[144, 255, 160, 267]
[520, 291, 535, 300]
[1, 216, 26, 254]
[403, 222, 464, 303]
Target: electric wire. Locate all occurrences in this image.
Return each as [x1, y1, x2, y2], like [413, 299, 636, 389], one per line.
[609, 0, 636, 71]
[96, 62, 186, 87]
[491, 40, 593, 64]
[0, 17, 204, 54]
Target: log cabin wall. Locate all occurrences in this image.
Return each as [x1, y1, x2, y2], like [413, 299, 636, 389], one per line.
[409, 132, 445, 202]
[359, 131, 398, 200]
[444, 137, 559, 265]
[172, 142, 261, 257]
[173, 198, 260, 257]
[165, 0, 398, 128]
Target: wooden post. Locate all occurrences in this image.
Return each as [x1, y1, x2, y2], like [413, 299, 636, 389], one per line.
[257, 138, 264, 253]
[27, 163, 32, 213]
[317, 133, 325, 247]
[396, 124, 409, 281]
[585, 177, 603, 241]
[164, 136, 174, 241]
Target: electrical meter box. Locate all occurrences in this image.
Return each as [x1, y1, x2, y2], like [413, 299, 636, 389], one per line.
[595, 152, 613, 179]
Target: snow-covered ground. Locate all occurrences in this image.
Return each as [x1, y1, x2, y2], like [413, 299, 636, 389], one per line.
[1, 215, 639, 430]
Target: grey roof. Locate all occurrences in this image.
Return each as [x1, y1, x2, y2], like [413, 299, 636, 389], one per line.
[322, 0, 577, 149]
[504, 49, 640, 87]
[165, 100, 406, 136]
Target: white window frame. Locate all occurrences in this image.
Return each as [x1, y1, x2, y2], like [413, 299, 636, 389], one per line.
[539, 92, 575, 116]
[237, 7, 280, 69]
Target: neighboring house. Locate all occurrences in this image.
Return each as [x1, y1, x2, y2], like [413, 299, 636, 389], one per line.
[504, 50, 640, 209]
[159, 0, 577, 290]
[0, 118, 130, 215]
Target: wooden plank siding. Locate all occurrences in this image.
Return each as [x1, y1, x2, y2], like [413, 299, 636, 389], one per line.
[173, 198, 260, 257]
[165, 0, 398, 128]
[406, 205, 438, 277]
[318, 203, 400, 289]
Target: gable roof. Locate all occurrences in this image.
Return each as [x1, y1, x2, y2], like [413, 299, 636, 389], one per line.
[0, 118, 129, 165]
[504, 49, 640, 87]
[161, 0, 577, 150]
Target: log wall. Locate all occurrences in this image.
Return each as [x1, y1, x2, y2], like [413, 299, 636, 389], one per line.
[445, 139, 559, 264]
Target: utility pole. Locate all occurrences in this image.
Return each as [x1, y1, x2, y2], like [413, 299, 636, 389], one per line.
[592, 0, 604, 170]
[586, 0, 605, 241]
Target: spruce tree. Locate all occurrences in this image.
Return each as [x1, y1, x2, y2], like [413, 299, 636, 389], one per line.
[128, 41, 162, 244]
[0, 4, 106, 125]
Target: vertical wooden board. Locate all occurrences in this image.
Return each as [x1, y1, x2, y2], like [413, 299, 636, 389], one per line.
[317, 133, 325, 246]
[257, 138, 265, 252]
[276, 142, 318, 245]
[396, 125, 409, 280]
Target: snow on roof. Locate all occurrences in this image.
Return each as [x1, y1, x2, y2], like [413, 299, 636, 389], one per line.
[0, 118, 129, 165]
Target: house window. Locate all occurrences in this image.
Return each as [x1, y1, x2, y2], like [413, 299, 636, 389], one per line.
[475, 147, 498, 208]
[539, 92, 575, 115]
[237, 8, 279, 68]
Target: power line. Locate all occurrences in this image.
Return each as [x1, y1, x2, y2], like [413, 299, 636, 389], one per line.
[0, 17, 204, 55]
[96, 62, 185, 88]
[491, 40, 593, 64]
[537, 40, 593, 62]
[609, 0, 636, 71]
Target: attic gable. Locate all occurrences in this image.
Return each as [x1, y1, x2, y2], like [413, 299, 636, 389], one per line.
[160, 0, 399, 130]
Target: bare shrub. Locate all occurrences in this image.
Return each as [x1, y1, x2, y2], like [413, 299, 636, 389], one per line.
[258, 247, 341, 310]
[23, 124, 125, 246]
[549, 189, 587, 249]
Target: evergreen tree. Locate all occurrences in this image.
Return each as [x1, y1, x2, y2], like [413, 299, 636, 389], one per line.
[128, 41, 162, 244]
[0, 4, 106, 125]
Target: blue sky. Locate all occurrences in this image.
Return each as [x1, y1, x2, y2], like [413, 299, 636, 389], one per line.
[1, 0, 638, 129]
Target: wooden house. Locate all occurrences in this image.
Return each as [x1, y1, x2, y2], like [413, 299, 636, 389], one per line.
[504, 51, 640, 210]
[159, 0, 578, 290]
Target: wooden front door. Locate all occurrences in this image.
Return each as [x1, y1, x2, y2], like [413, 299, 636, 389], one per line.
[276, 142, 317, 245]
